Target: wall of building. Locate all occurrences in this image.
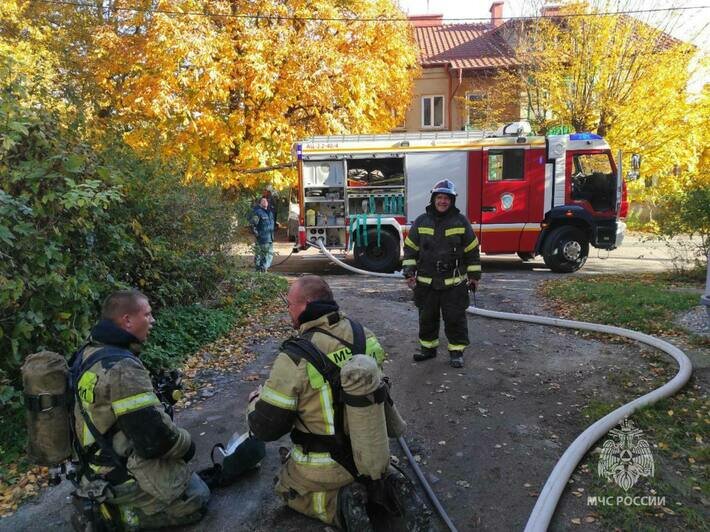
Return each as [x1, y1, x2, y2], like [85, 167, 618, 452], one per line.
[400, 66, 449, 132]
[400, 67, 521, 132]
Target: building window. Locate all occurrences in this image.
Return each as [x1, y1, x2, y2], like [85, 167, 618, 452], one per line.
[488, 149, 525, 181]
[465, 91, 487, 128]
[422, 95, 444, 128]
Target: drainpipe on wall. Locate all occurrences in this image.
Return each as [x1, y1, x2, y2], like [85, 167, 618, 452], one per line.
[448, 66, 463, 131]
[447, 64, 452, 130]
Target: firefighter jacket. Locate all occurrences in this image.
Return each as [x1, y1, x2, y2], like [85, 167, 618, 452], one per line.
[247, 301, 386, 494]
[73, 319, 194, 503]
[249, 205, 275, 244]
[402, 204, 481, 289]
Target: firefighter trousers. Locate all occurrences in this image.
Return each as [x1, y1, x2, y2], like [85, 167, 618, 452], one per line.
[414, 282, 470, 353]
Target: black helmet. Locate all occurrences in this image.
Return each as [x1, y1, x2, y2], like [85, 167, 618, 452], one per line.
[430, 179, 457, 197]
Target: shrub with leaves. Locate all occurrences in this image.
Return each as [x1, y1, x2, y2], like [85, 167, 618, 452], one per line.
[655, 184, 710, 264]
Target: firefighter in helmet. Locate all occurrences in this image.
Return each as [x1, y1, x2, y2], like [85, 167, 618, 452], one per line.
[402, 179, 481, 368]
[71, 290, 209, 530]
[247, 275, 430, 531]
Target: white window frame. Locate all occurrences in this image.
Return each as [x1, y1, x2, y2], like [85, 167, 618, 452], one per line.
[421, 95, 445, 129]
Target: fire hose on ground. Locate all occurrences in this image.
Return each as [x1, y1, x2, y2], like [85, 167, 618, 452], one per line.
[309, 241, 693, 532]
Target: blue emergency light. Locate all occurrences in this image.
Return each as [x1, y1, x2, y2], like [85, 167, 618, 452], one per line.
[570, 133, 603, 140]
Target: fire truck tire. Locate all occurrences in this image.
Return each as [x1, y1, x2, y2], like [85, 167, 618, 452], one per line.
[542, 226, 589, 273]
[353, 229, 400, 273]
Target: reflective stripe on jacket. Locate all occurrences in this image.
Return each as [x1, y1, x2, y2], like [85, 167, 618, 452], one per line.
[403, 204, 481, 289]
[247, 311, 386, 489]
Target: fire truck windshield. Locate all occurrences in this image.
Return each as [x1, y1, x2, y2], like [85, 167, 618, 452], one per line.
[571, 153, 615, 211]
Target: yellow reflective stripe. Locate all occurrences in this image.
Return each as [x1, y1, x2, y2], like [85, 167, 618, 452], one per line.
[445, 227, 465, 236]
[418, 226, 434, 235]
[82, 420, 95, 446]
[467, 264, 481, 272]
[260, 386, 297, 411]
[464, 237, 479, 252]
[112, 392, 160, 416]
[365, 336, 386, 365]
[444, 275, 466, 286]
[448, 344, 467, 351]
[417, 276, 432, 284]
[419, 338, 439, 348]
[320, 385, 335, 435]
[292, 446, 337, 466]
[402, 259, 417, 266]
[404, 236, 419, 251]
[313, 492, 327, 520]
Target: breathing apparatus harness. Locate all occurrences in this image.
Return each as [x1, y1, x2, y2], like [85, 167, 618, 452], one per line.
[280, 317, 404, 513]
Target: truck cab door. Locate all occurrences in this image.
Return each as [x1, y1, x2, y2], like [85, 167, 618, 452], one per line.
[479, 147, 531, 253]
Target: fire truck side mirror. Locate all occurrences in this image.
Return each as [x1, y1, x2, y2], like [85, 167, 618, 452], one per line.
[626, 153, 641, 181]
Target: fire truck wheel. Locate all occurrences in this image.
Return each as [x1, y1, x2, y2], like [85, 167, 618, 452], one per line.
[353, 229, 400, 273]
[542, 226, 589, 273]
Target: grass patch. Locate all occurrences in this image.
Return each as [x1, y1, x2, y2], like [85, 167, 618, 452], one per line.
[0, 271, 287, 510]
[540, 273, 700, 335]
[543, 272, 708, 530]
[580, 389, 709, 531]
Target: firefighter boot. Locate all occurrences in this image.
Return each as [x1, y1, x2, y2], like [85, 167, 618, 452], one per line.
[384, 469, 433, 531]
[338, 482, 374, 532]
[413, 346, 437, 362]
[449, 351, 464, 368]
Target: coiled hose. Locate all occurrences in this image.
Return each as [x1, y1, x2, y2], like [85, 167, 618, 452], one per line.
[309, 241, 693, 532]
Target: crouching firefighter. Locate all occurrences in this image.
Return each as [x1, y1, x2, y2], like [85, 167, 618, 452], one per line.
[68, 290, 209, 530]
[247, 275, 431, 531]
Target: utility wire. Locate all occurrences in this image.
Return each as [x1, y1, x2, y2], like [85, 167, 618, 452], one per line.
[31, 0, 710, 23]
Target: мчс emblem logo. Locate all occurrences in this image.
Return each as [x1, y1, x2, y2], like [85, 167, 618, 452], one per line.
[598, 419, 654, 491]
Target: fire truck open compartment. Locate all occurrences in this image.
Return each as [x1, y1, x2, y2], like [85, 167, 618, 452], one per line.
[302, 156, 405, 249]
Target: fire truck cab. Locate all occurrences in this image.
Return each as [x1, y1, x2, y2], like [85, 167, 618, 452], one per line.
[293, 122, 628, 273]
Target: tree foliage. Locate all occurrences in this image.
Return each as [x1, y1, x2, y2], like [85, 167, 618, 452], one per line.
[498, 0, 708, 203]
[35, 0, 418, 189]
[0, 4, 236, 390]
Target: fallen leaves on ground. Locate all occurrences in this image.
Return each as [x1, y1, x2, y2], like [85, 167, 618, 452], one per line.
[0, 465, 50, 516]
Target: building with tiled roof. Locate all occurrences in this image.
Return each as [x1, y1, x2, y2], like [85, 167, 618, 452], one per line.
[399, 2, 521, 132]
[400, 1, 684, 133]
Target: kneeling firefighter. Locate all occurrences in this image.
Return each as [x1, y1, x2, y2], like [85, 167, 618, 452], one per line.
[247, 275, 431, 531]
[22, 290, 210, 530]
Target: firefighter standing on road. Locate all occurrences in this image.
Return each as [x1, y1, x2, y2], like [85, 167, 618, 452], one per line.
[246, 276, 429, 531]
[403, 179, 481, 368]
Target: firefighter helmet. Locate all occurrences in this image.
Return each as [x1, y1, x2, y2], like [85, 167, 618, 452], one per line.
[430, 179, 457, 197]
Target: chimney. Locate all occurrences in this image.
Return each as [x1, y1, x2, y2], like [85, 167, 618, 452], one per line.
[408, 14, 444, 27]
[490, 1, 504, 28]
[540, 4, 563, 18]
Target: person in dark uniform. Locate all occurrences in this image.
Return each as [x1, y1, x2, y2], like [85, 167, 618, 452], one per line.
[402, 179, 481, 368]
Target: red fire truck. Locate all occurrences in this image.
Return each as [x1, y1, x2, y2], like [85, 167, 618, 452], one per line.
[292, 122, 632, 273]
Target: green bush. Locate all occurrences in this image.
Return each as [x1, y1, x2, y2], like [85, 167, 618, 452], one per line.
[655, 184, 710, 262]
[0, 66, 238, 402]
[141, 272, 288, 371]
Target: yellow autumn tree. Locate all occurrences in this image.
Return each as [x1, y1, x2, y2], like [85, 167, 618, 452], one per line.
[63, 0, 419, 189]
[498, 0, 707, 203]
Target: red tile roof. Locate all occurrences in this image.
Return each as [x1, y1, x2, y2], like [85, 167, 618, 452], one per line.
[413, 23, 518, 70]
[412, 15, 682, 71]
